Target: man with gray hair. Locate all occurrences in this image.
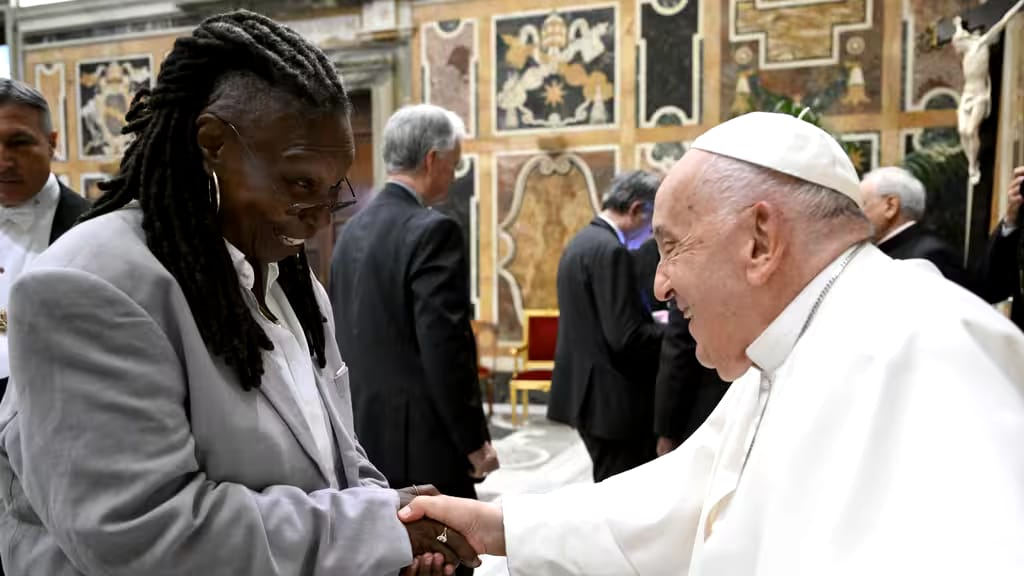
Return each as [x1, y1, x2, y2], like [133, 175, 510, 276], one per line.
[860, 166, 964, 283]
[329, 105, 495, 575]
[397, 112, 1024, 575]
[0, 79, 89, 408]
[547, 170, 664, 481]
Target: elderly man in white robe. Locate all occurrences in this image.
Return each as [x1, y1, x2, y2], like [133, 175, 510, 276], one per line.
[397, 112, 1024, 575]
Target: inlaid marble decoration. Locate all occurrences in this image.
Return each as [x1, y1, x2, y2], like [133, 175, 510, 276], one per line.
[493, 5, 617, 133]
[637, 0, 701, 127]
[80, 172, 111, 200]
[902, 0, 983, 111]
[422, 19, 478, 137]
[723, 0, 882, 117]
[494, 147, 617, 342]
[435, 154, 480, 316]
[840, 132, 879, 178]
[34, 63, 68, 162]
[77, 55, 152, 160]
[636, 141, 690, 175]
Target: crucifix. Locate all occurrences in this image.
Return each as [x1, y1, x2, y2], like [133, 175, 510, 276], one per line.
[950, 0, 1024, 186]
[925, 0, 1024, 263]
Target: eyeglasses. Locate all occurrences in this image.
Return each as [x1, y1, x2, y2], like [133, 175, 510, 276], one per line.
[220, 118, 357, 217]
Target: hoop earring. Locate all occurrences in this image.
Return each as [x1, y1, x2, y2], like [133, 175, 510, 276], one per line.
[209, 171, 220, 213]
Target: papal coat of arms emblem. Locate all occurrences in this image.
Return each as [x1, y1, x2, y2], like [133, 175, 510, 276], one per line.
[494, 7, 616, 132]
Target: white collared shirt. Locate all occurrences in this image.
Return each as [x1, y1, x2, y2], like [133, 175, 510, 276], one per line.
[598, 214, 627, 245]
[745, 243, 861, 374]
[0, 174, 61, 379]
[224, 240, 338, 488]
[878, 220, 917, 245]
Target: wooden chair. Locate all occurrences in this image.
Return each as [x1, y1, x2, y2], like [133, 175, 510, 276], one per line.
[508, 309, 559, 425]
[470, 320, 499, 417]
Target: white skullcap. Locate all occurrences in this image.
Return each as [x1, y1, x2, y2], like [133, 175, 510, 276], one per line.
[690, 112, 862, 206]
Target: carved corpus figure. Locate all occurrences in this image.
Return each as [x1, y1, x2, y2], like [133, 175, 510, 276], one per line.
[952, 0, 1024, 186]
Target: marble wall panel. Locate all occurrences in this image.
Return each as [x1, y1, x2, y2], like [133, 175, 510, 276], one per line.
[34, 63, 68, 162]
[77, 55, 152, 160]
[637, 0, 700, 127]
[902, 0, 984, 111]
[493, 5, 617, 133]
[722, 0, 882, 117]
[422, 19, 478, 136]
[494, 147, 617, 341]
[435, 155, 481, 316]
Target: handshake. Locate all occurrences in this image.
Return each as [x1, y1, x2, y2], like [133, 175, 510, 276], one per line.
[397, 442, 503, 575]
[396, 489, 506, 575]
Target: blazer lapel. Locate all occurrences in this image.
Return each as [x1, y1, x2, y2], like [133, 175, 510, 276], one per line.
[315, 366, 359, 489]
[257, 373, 334, 486]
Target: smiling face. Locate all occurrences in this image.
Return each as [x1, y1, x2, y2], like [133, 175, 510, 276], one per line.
[0, 103, 57, 207]
[198, 102, 355, 265]
[652, 151, 764, 381]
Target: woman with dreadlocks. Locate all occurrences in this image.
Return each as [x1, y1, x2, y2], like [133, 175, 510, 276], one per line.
[0, 11, 477, 576]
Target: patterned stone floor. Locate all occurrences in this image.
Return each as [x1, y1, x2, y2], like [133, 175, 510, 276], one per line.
[473, 403, 593, 575]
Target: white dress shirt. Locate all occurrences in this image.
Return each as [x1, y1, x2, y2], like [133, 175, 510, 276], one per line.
[877, 219, 917, 245]
[0, 173, 60, 379]
[224, 240, 338, 488]
[598, 214, 626, 245]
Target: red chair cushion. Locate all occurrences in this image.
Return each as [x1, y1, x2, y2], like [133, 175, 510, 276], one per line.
[513, 369, 553, 381]
[527, 316, 558, 362]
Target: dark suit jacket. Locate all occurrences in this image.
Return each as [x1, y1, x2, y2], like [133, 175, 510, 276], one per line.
[877, 223, 965, 286]
[329, 183, 488, 496]
[654, 304, 729, 444]
[50, 182, 91, 243]
[631, 237, 667, 313]
[547, 218, 663, 440]
[0, 182, 88, 403]
[976, 226, 1024, 331]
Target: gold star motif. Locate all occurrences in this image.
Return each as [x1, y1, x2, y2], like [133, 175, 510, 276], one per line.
[544, 80, 565, 107]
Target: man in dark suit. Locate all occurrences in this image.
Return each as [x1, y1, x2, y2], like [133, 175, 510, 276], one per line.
[976, 165, 1024, 331]
[548, 170, 664, 482]
[860, 166, 966, 284]
[654, 303, 729, 457]
[330, 105, 495, 552]
[0, 79, 90, 406]
[632, 236, 668, 313]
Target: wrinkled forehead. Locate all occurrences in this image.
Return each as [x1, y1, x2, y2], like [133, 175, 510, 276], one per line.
[653, 150, 712, 234]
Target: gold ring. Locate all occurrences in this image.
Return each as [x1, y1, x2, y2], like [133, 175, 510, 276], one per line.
[436, 526, 448, 544]
[413, 484, 420, 496]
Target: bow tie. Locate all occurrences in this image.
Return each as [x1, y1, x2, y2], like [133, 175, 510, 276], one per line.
[0, 204, 39, 230]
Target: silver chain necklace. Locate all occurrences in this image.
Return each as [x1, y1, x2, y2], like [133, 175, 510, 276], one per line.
[737, 242, 867, 481]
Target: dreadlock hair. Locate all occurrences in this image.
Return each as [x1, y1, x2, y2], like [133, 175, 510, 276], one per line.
[81, 10, 350, 390]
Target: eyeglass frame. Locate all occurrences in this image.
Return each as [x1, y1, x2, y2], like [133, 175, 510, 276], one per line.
[215, 115, 357, 218]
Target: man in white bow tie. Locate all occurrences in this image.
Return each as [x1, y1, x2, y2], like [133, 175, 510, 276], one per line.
[0, 79, 89, 404]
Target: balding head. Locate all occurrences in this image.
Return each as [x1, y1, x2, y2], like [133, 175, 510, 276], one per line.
[652, 149, 871, 381]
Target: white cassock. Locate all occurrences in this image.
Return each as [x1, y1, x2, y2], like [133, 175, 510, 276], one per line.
[503, 244, 1024, 575]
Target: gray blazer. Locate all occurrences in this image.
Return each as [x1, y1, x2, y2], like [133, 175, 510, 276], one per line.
[0, 205, 413, 575]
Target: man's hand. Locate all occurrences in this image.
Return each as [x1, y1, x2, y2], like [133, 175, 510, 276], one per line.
[656, 436, 679, 457]
[400, 495, 507, 557]
[396, 486, 481, 573]
[1004, 166, 1024, 226]
[467, 442, 499, 480]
